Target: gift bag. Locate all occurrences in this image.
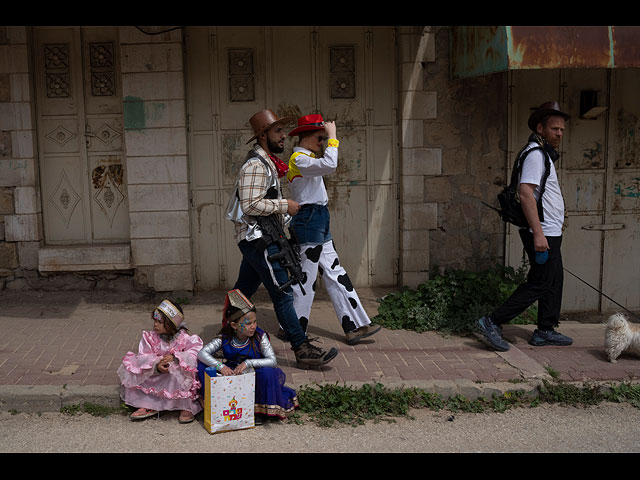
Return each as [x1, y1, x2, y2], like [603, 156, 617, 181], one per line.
[203, 367, 255, 434]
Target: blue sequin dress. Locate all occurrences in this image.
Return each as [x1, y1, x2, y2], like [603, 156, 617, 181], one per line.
[198, 327, 298, 419]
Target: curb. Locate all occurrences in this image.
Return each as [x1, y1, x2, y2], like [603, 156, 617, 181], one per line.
[3, 378, 638, 414]
[0, 385, 121, 413]
[0, 380, 543, 413]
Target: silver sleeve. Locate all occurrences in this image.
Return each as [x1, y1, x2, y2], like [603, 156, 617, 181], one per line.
[244, 333, 277, 369]
[197, 337, 225, 371]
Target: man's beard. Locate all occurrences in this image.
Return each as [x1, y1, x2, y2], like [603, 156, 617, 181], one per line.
[267, 137, 284, 154]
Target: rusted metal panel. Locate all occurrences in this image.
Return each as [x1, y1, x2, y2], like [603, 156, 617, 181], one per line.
[450, 26, 509, 78]
[452, 26, 640, 78]
[507, 26, 613, 69]
[611, 26, 640, 67]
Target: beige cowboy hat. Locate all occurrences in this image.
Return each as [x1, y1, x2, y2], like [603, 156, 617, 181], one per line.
[528, 101, 570, 131]
[246, 109, 296, 144]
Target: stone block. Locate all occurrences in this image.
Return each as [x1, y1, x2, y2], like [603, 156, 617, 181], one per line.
[400, 175, 424, 203]
[4, 213, 39, 241]
[0, 73, 8, 101]
[0, 130, 11, 157]
[127, 183, 189, 212]
[400, 119, 424, 149]
[402, 248, 429, 271]
[124, 127, 187, 156]
[152, 264, 193, 292]
[121, 71, 184, 101]
[402, 147, 442, 176]
[10, 73, 30, 102]
[12, 130, 34, 158]
[126, 156, 188, 184]
[0, 187, 13, 214]
[0, 44, 28, 74]
[130, 211, 190, 238]
[131, 238, 191, 266]
[13, 186, 39, 214]
[402, 203, 438, 230]
[402, 229, 430, 251]
[400, 62, 423, 92]
[0, 241, 18, 269]
[38, 244, 131, 272]
[0, 158, 36, 187]
[400, 91, 437, 120]
[424, 176, 453, 203]
[17, 241, 38, 269]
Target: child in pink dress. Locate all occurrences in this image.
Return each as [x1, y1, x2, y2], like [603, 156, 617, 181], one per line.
[117, 300, 203, 423]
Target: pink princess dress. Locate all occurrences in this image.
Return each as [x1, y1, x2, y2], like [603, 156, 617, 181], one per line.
[117, 329, 204, 415]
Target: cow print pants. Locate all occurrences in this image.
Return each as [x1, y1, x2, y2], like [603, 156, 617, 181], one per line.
[291, 239, 372, 334]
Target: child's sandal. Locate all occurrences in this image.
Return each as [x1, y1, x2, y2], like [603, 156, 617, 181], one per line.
[130, 408, 158, 421]
[178, 410, 194, 424]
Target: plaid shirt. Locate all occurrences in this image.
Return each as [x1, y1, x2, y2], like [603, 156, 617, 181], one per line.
[234, 145, 288, 242]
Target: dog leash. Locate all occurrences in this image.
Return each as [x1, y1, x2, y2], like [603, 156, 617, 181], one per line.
[563, 267, 640, 321]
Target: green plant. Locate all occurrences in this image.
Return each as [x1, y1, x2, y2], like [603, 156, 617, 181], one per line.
[373, 264, 537, 335]
[60, 402, 128, 417]
[294, 381, 640, 428]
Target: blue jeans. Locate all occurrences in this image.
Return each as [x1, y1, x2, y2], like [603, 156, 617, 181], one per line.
[233, 239, 306, 349]
[290, 204, 332, 245]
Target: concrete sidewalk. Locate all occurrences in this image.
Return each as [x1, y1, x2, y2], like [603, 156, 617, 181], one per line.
[1, 288, 639, 412]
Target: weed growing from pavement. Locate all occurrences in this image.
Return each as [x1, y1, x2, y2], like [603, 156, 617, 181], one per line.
[60, 402, 129, 417]
[293, 381, 640, 427]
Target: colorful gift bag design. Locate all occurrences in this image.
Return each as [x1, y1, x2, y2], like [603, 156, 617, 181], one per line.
[203, 368, 255, 434]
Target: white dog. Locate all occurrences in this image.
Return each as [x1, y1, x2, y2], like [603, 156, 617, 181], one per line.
[605, 313, 640, 363]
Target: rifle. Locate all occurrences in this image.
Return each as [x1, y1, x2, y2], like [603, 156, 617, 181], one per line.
[255, 214, 307, 296]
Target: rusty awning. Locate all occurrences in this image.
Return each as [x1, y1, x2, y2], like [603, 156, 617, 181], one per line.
[451, 26, 640, 79]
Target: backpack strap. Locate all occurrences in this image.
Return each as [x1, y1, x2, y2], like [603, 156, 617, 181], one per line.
[511, 144, 551, 222]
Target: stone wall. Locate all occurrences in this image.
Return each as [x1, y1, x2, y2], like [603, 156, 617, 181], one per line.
[0, 26, 42, 290]
[424, 27, 508, 273]
[398, 27, 508, 288]
[120, 27, 193, 292]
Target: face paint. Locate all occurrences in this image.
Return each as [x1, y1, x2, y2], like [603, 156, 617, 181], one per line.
[239, 316, 254, 333]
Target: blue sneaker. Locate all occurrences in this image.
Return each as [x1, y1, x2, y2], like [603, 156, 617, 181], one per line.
[529, 329, 573, 346]
[476, 316, 510, 352]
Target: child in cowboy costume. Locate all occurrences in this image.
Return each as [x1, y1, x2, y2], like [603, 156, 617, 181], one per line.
[285, 114, 381, 345]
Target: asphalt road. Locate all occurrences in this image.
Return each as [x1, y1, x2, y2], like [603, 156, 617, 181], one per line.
[2, 402, 640, 453]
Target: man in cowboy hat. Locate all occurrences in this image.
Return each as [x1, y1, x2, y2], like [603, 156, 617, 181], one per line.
[476, 101, 573, 351]
[284, 113, 381, 345]
[225, 109, 338, 368]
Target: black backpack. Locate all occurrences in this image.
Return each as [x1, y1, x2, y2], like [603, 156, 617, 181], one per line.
[485, 144, 551, 229]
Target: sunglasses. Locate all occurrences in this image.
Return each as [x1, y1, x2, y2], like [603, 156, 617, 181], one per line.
[314, 135, 328, 142]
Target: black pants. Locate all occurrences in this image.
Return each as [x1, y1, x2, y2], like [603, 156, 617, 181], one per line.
[492, 230, 563, 330]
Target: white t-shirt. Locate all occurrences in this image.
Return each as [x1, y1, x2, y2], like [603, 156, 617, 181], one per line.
[519, 145, 565, 237]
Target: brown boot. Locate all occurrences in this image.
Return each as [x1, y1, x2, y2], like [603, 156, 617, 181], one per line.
[345, 325, 381, 345]
[293, 338, 338, 368]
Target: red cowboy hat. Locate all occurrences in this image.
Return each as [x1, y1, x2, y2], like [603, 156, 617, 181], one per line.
[246, 109, 296, 144]
[288, 114, 326, 137]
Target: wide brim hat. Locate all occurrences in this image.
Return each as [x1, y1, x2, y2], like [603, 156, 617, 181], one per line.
[528, 101, 570, 131]
[246, 109, 296, 144]
[288, 114, 326, 137]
